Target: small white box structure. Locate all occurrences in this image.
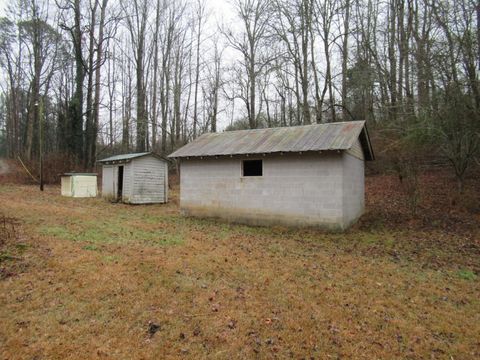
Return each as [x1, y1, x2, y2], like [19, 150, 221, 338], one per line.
[61, 173, 98, 198]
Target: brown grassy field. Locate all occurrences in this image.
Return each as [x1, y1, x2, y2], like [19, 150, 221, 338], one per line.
[0, 172, 479, 359]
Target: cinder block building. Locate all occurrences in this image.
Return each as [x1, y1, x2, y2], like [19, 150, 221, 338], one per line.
[169, 121, 374, 230]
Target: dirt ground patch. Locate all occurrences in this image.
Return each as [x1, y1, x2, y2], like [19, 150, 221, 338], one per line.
[0, 173, 479, 359]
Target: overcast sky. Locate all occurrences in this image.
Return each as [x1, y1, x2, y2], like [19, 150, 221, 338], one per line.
[0, 0, 235, 24]
[0, 0, 242, 131]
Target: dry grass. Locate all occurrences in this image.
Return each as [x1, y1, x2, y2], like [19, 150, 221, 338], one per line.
[0, 174, 479, 359]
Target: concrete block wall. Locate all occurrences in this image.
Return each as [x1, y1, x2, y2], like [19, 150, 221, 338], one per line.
[180, 152, 364, 229]
[342, 153, 365, 227]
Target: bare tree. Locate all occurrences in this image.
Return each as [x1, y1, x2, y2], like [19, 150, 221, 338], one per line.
[122, 0, 150, 152]
[313, 0, 339, 122]
[58, 0, 85, 160]
[224, 0, 271, 129]
[20, 0, 61, 159]
[192, 0, 206, 138]
[205, 40, 224, 132]
[85, 0, 110, 168]
[150, 0, 164, 151]
[0, 16, 21, 157]
[272, 0, 313, 124]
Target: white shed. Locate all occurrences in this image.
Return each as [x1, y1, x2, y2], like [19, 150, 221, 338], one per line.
[98, 152, 169, 204]
[169, 121, 374, 230]
[61, 173, 98, 198]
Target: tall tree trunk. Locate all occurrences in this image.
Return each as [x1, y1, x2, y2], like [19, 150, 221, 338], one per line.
[388, 0, 397, 121]
[69, 0, 85, 162]
[123, 0, 149, 152]
[122, 57, 132, 152]
[192, 1, 204, 138]
[108, 46, 115, 147]
[211, 45, 221, 132]
[151, 0, 162, 152]
[249, 44, 256, 128]
[173, 45, 182, 148]
[89, 0, 108, 167]
[310, 24, 321, 123]
[25, 5, 42, 160]
[341, 0, 350, 119]
[300, 0, 311, 124]
[84, 0, 98, 167]
[160, 55, 170, 153]
[136, 37, 146, 152]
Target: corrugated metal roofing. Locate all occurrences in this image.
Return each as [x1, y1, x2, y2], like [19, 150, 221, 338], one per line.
[98, 152, 168, 163]
[169, 121, 374, 160]
[98, 152, 150, 162]
[62, 173, 97, 176]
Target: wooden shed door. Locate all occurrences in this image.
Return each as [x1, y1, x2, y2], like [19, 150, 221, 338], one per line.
[117, 166, 124, 200]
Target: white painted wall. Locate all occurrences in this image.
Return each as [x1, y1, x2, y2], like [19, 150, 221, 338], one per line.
[101, 165, 116, 198]
[123, 162, 133, 200]
[129, 156, 168, 204]
[101, 155, 168, 204]
[60, 176, 72, 196]
[61, 175, 97, 197]
[179, 152, 360, 229]
[72, 176, 97, 197]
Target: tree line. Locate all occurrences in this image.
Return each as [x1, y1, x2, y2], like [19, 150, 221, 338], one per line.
[0, 0, 478, 182]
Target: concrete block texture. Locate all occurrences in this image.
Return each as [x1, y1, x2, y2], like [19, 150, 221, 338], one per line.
[180, 152, 365, 230]
[342, 153, 365, 227]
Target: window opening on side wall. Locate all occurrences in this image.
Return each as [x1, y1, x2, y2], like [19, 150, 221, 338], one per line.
[242, 159, 263, 176]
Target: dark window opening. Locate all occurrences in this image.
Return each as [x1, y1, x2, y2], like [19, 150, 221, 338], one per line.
[242, 159, 263, 176]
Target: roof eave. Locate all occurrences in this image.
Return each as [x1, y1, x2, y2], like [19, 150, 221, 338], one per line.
[359, 124, 375, 161]
[169, 149, 345, 159]
[98, 152, 170, 163]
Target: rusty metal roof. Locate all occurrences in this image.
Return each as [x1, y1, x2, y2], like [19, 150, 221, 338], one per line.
[169, 121, 374, 160]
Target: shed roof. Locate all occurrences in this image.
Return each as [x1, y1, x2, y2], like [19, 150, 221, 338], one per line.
[98, 152, 167, 164]
[169, 121, 374, 160]
[62, 173, 97, 176]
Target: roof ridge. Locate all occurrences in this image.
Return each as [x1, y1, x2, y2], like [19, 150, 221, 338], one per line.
[98, 151, 165, 163]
